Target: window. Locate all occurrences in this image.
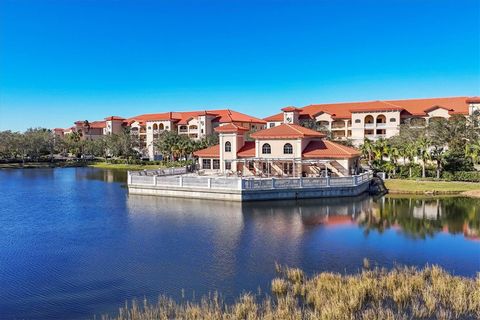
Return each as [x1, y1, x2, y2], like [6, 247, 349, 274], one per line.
[262, 143, 271, 154]
[225, 141, 231, 152]
[389, 118, 396, 122]
[269, 123, 275, 128]
[225, 161, 232, 170]
[355, 119, 361, 123]
[283, 143, 293, 154]
[202, 159, 211, 169]
[212, 159, 220, 169]
[248, 161, 254, 171]
[159, 123, 164, 130]
[153, 124, 158, 130]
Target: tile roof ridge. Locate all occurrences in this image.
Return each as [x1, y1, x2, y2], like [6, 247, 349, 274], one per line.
[287, 123, 305, 136]
[379, 100, 404, 108]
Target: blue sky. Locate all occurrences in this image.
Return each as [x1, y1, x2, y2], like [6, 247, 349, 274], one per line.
[0, 0, 479, 131]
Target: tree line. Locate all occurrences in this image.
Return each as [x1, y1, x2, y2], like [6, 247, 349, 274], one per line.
[359, 114, 480, 178]
[0, 127, 218, 163]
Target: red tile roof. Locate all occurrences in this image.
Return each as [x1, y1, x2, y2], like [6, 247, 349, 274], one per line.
[193, 145, 220, 158]
[250, 123, 324, 139]
[74, 120, 106, 129]
[127, 109, 266, 126]
[104, 116, 125, 121]
[466, 97, 480, 103]
[214, 123, 249, 133]
[237, 141, 256, 158]
[281, 106, 302, 112]
[302, 140, 360, 159]
[264, 97, 473, 121]
[194, 141, 256, 159]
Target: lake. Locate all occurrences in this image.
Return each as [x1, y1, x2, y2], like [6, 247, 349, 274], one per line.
[0, 168, 479, 319]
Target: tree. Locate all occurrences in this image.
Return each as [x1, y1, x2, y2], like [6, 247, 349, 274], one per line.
[416, 137, 432, 178]
[465, 141, 480, 166]
[360, 139, 374, 167]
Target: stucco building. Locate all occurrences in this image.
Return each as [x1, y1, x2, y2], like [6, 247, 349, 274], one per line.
[64, 109, 266, 159]
[264, 97, 480, 145]
[194, 108, 361, 177]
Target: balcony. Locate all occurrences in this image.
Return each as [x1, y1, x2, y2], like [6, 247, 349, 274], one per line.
[376, 123, 386, 128]
[331, 122, 346, 129]
[364, 123, 375, 128]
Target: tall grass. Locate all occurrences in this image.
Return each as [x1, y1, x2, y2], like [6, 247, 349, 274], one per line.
[101, 264, 480, 320]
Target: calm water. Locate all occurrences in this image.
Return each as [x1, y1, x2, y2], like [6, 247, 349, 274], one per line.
[0, 168, 479, 319]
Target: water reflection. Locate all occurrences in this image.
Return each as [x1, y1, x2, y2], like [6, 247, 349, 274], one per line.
[358, 197, 480, 241]
[0, 168, 478, 320]
[126, 192, 480, 242]
[74, 167, 127, 184]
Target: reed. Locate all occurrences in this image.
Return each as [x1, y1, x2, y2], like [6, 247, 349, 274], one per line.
[101, 265, 480, 320]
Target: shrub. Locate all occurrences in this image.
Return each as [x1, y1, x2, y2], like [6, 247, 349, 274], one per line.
[442, 171, 480, 182]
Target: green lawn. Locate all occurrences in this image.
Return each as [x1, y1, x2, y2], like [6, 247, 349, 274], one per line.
[385, 179, 480, 194]
[88, 162, 165, 171]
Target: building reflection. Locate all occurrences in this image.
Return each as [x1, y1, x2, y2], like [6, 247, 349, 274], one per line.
[356, 197, 480, 241]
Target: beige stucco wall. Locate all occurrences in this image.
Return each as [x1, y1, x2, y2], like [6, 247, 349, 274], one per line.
[254, 138, 301, 159]
[426, 108, 451, 119]
[350, 110, 400, 143]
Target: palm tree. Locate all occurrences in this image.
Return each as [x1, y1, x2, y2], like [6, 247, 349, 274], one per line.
[360, 138, 374, 167]
[465, 141, 480, 167]
[416, 137, 431, 178]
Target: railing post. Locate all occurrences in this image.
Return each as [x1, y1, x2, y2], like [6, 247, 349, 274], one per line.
[153, 175, 157, 186]
[127, 171, 132, 185]
[179, 176, 183, 187]
[208, 177, 212, 189]
[238, 178, 244, 190]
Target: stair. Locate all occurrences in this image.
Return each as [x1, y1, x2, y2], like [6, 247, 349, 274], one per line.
[329, 161, 349, 177]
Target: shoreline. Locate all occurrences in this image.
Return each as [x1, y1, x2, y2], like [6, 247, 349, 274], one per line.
[384, 179, 480, 198]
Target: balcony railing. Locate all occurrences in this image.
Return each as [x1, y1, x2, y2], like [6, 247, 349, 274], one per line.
[128, 171, 373, 191]
[331, 123, 346, 129]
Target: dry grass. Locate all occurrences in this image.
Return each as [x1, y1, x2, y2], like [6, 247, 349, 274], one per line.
[101, 265, 480, 320]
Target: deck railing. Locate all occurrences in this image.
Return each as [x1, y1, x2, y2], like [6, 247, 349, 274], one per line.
[128, 170, 373, 191]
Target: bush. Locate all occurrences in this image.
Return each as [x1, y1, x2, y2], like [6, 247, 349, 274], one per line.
[442, 171, 480, 182]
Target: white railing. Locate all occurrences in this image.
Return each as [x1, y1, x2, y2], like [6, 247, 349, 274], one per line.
[128, 171, 373, 191]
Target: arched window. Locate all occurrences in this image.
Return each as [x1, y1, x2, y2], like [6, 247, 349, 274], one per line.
[262, 143, 271, 154]
[283, 143, 293, 154]
[365, 115, 374, 124]
[225, 141, 231, 152]
[158, 123, 164, 130]
[355, 119, 361, 123]
[153, 123, 158, 130]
